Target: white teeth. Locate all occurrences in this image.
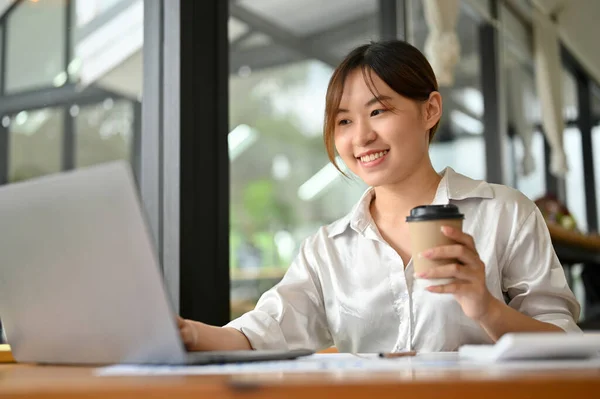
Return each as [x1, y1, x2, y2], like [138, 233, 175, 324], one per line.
[360, 150, 388, 163]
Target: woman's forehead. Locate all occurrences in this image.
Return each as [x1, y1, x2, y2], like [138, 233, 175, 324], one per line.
[339, 70, 393, 103]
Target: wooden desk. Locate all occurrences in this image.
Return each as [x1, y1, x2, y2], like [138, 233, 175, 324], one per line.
[1, 363, 599, 399]
[548, 222, 600, 265]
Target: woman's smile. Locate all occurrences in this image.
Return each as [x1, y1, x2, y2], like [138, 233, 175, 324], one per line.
[356, 149, 389, 168]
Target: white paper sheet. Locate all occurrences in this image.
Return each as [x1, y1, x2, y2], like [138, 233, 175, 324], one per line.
[95, 353, 600, 376]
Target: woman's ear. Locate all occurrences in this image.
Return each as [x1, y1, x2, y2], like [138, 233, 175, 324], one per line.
[423, 91, 442, 131]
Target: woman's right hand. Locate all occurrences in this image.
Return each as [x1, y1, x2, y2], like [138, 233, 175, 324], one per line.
[177, 316, 198, 351]
[176, 316, 253, 351]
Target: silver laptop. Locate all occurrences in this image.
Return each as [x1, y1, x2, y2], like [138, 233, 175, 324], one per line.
[0, 161, 312, 365]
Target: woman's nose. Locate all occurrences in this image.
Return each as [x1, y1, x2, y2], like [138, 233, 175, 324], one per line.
[353, 120, 377, 146]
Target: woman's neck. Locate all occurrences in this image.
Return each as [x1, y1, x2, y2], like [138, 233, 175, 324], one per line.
[370, 162, 442, 226]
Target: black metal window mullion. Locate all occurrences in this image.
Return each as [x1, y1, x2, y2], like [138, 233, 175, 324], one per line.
[62, 106, 75, 171]
[543, 132, 566, 201]
[0, 23, 5, 96]
[131, 100, 142, 184]
[0, 122, 7, 186]
[0, 5, 11, 185]
[142, 0, 233, 325]
[479, 22, 506, 185]
[378, 0, 397, 40]
[377, 0, 408, 41]
[576, 74, 598, 232]
[62, 0, 75, 171]
[507, 125, 518, 188]
[0, 21, 7, 185]
[178, 0, 230, 325]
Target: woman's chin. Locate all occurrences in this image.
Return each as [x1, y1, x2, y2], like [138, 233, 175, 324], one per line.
[358, 173, 390, 188]
[350, 164, 396, 187]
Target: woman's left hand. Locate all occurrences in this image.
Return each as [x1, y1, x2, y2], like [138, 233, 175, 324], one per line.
[416, 225, 498, 321]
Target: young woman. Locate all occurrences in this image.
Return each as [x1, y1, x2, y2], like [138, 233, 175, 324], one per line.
[178, 40, 580, 353]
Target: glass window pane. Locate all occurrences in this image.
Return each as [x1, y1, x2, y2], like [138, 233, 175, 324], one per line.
[500, 45, 545, 199]
[563, 68, 579, 120]
[74, 0, 127, 27]
[229, 60, 369, 319]
[430, 138, 486, 180]
[514, 131, 546, 200]
[6, 0, 66, 93]
[75, 99, 134, 168]
[562, 69, 587, 232]
[564, 127, 587, 232]
[8, 108, 64, 183]
[229, 0, 488, 318]
[229, 0, 377, 318]
[71, 0, 143, 97]
[410, 0, 486, 179]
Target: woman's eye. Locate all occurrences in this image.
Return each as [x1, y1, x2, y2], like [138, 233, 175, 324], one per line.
[338, 119, 351, 126]
[371, 109, 386, 117]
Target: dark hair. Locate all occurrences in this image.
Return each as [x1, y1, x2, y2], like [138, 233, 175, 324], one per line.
[323, 40, 439, 172]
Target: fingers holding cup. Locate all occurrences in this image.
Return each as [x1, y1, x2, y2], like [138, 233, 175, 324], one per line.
[406, 204, 465, 286]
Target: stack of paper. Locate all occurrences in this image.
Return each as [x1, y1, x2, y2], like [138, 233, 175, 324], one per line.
[95, 352, 600, 376]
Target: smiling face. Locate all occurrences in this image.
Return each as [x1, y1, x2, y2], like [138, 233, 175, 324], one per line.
[333, 69, 441, 188]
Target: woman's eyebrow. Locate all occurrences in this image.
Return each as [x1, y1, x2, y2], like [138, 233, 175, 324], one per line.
[364, 95, 392, 107]
[335, 95, 393, 114]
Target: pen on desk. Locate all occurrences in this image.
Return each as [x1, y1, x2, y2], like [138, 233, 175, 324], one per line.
[379, 351, 417, 358]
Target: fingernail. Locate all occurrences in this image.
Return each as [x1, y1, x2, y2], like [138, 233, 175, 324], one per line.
[421, 249, 433, 258]
[416, 272, 426, 278]
[441, 226, 453, 234]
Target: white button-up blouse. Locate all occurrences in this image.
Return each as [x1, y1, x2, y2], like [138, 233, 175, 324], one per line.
[226, 168, 581, 353]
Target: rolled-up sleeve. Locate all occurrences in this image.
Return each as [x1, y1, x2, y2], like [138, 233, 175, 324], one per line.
[502, 207, 581, 332]
[224, 240, 333, 351]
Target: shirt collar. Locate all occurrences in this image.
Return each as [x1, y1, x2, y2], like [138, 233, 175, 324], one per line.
[327, 167, 495, 238]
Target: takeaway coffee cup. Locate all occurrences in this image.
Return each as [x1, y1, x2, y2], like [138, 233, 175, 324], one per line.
[406, 204, 464, 287]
